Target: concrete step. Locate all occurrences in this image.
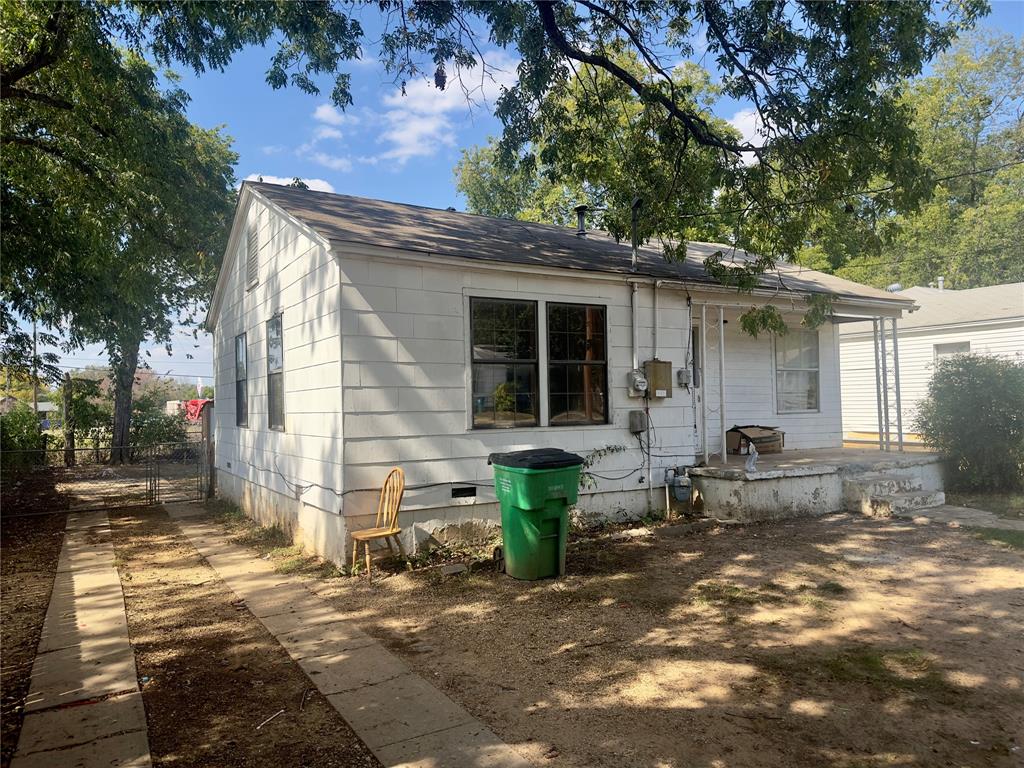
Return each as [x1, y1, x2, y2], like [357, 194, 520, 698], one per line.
[866, 490, 946, 518]
[843, 473, 922, 498]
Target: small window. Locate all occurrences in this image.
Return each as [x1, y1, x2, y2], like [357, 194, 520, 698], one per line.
[234, 333, 248, 427]
[245, 224, 259, 288]
[775, 330, 819, 413]
[934, 341, 969, 363]
[470, 298, 538, 428]
[266, 314, 284, 431]
[547, 303, 608, 425]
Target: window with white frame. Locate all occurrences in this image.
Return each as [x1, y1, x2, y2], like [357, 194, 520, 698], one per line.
[547, 302, 608, 425]
[934, 341, 969, 363]
[234, 333, 248, 427]
[775, 330, 819, 412]
[266, 314, 284, 431]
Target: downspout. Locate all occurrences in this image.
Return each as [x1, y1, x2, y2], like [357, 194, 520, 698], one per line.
[630, 282, 639, 371]
[701, 304, 708, 465]
[652, 281, 661, 359]
[718, 306, 727, 466]
[891, 317, 904, 452]
[872, 319, 885, 452]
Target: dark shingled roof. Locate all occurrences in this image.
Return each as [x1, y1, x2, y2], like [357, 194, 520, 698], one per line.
[248, 181, 911, 306]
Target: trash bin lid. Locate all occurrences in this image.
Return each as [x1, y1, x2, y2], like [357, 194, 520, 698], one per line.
[487, 448, 584, 469]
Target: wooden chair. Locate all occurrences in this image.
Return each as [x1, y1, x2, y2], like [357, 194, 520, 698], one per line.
[350, 467, 406, 579]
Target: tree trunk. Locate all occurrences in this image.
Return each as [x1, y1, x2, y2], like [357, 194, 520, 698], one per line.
[110, 339, 140, 464]
[63, 373, 76, 467]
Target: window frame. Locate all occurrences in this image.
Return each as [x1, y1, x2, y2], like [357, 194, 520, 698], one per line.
[266, 313, 285, 431]
[234, 332, 248, 427]
[933, 341, 970, 364]
[774, 329, 820, 414]
[469, 297, 540, 429]
[546, 301, 609, 427]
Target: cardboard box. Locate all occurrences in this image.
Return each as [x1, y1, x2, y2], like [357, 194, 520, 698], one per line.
[726, 425, 785, 455]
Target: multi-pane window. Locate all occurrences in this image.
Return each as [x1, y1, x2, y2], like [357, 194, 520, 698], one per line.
[547, 303, 608, 425]
[266, 314, 284, 431]
[934, 341, 969, 363]
[234, 333, 248, 427]
[470, 298, 538, 428]
[775, 329, 819, 412]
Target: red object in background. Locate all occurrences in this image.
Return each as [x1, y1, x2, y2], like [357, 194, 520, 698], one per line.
[184, 399, 212, 422]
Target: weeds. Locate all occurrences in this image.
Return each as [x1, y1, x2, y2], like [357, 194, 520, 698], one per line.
[972, 527, 1024, 550]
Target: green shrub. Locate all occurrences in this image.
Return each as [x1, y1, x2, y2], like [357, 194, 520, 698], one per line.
[0, 404, 44, 470]
[914, 355, 1024, 491]
[129, 409, 188, 447]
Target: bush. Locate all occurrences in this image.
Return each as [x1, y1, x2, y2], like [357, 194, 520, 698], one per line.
[130, 409, 188, 447]
[1, 404, 44, 470]
[914, 355, 1024, 491]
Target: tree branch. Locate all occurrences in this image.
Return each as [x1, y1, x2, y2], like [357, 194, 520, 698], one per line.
[1, 134, 99, 177]
[1, 4, 72, 88]
[0, 85, 74, 111]
[534, 0, 759, 157]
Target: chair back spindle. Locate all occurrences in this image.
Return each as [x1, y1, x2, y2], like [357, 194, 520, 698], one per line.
[375, 467, 405, 531]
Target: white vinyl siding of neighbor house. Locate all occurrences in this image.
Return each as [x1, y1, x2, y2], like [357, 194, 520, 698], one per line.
[839, 319, 1024, 436]
[213, 198, 343, 513]
[335, 247, 845, 517]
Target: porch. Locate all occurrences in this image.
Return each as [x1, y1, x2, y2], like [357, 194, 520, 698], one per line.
[688, 447, 945, 522]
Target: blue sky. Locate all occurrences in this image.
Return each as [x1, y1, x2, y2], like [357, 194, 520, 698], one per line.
[52, 3, 1023, 384]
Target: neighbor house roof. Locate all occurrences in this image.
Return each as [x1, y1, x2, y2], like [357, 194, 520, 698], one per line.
[236, 181, 915, 309]
[867, 283, 1024, 332]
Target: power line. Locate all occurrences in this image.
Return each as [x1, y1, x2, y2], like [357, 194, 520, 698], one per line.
[678, 158, 1024, 220]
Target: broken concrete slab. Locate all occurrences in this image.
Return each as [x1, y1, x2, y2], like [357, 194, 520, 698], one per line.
[374, 721, 534, 768]
[298, 643, 409, 694]
[23, 642, 138, 713]
[327, 673, 477, 749]
[11, 729, 152, 768]
[276, 620, 375, 660]
[16, 691, 146, 755]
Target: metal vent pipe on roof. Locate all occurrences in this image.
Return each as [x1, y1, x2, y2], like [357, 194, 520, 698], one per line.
[574, 204, 588, 237]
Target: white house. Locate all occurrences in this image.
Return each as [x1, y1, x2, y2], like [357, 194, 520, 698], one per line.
[206, 181, 923, 564]
[840, 282, 1024, 445]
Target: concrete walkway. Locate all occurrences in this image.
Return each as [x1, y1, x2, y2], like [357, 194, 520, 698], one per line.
[13, 511, 151, 768]
[894, 504, 1024, 532]
[169, 504, 532, 768]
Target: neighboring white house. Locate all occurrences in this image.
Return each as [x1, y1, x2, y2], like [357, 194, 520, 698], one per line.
[206, 181, 917, 563]
[840, 282, 1024, 444]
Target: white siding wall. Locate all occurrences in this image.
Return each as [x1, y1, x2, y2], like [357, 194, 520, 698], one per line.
[840, 320, 1024, 435]
[701, 311, 843, 451]
[337, 251, 845, 518]
[213, 199, 343, 513]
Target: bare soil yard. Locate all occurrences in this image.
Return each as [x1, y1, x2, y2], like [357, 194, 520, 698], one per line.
[0, 511, 65, 768]
[288, 514, 1024, 768]
[109, 508, 380, 768]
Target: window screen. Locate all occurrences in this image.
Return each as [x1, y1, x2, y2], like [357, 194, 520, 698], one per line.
[775, 330, 819, 412]
[470, 298, 538, 428]
[266, 315, 284, 430]
[547, 303, 608, 425]
[235, 333, 248, 427]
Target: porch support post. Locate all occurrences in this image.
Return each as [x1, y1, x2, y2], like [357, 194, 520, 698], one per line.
[872, 319, 884, 452]
[879, 317, 891, 451]
[701, 304, 708, 464]
[718, 305, 727, 465]
[890, 317, 904, 452]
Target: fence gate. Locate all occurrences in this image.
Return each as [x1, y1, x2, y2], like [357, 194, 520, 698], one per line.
[0, 441, 207, 516]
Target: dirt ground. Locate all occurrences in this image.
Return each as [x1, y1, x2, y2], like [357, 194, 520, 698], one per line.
[0, 511, 66, 768]
[300, 515, 1024, 768]
[108, 508, 380, 768]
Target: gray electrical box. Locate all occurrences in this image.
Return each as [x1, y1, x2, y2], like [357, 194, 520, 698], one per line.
[644, 359, 673, 398]
[628, 409, 648, 434]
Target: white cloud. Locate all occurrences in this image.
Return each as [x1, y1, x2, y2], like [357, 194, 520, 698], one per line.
[314, 126, 343, 141]
[243, 173, 336, 193]
[309, 152, 353, 172]
[370, 50, 519, 166]
[312, 103, 359, 126]
[261, 145, 286, 155]
[728, 107, 768, 165]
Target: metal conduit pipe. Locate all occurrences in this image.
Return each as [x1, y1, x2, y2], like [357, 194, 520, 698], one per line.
[718, 305, 727, 465]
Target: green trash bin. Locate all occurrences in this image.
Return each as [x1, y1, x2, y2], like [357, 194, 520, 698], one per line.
[489, 448, 584, 580]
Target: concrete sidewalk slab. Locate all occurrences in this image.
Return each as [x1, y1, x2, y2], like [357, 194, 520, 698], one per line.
[375, 722, 534, 768]
[16, 691, 146, 755]
[14, 511, 152, 767]
[175, 512, 533, 768]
